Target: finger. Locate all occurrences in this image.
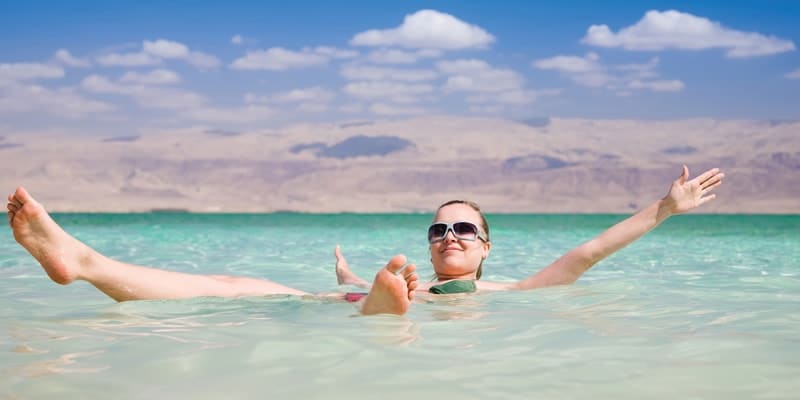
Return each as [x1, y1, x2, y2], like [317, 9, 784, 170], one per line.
[700, 172, 724, 189]
[701, 179, 723, 194]
[7, 203, 18, 212]
[7, 211, 13, 225]
[694, 168, 720, 185]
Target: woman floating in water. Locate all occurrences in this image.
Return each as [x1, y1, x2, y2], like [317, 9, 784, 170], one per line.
[7, 165, 723, 316]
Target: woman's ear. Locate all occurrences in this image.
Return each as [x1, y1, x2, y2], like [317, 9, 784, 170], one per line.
[482, 241, 491, 259]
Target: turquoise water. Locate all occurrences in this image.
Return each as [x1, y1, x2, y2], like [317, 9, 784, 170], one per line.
[1, 213, 798, 399]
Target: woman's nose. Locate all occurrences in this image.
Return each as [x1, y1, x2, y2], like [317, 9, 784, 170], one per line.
[444, 228, 457, 242]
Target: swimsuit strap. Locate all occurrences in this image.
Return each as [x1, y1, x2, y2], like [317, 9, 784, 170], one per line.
[428, 280, 477, 294]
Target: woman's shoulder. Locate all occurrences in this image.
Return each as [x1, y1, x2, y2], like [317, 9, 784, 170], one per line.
[475, 280, 515, 291]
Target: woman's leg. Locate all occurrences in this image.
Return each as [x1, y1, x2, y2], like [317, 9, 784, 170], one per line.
[7, 187, 308, 302]
[334, 245, 371, 288]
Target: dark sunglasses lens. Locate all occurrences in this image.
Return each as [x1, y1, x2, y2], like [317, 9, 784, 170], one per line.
[428, 223, 447, 242]
[453, 222, 478, 238]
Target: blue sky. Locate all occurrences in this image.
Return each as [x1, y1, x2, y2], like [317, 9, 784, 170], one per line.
[1, 0, 798, 135]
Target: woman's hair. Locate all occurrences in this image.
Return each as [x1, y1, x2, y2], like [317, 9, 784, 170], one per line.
[434, 200, 490, 280]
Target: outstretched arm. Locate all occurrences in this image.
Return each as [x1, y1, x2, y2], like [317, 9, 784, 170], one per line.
[513, 165, 724, 290]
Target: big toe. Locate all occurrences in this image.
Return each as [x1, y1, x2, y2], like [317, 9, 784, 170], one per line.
[384, 254, 407, 274]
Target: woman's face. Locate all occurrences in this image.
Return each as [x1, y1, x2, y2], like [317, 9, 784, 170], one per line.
[429, 203, 491, 280]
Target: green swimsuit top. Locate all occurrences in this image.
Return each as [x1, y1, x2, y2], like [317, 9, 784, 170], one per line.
[428, 280, 477, 294]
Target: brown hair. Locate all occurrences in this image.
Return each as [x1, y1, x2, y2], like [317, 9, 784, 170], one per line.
[434, 200, 490, 279]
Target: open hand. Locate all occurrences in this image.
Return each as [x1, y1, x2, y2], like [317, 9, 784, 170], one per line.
[664, 165, 724, 214]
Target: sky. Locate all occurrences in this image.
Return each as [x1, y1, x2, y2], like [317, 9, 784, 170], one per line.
[1, 0, 798, 136]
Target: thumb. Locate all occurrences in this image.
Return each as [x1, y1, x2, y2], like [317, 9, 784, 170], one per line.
[678, 165, 689, 184]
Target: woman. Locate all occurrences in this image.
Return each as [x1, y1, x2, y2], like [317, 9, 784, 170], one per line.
[337, 165, 724, 295]
[6, 166, 723, 315]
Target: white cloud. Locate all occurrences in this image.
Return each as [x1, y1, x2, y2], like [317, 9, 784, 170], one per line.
[54, 49, 91, 68]
[343, 81, 434, 103]
[364, 48, 442, 64]
[96, 52, 162, 67]
[245, 86, 335, 103]
[230, 47, 329, 70]
[628, 79, 685, 92]
[466, 90, 537, 105]
[0, 82, 114, 118]
[582, 9, 796, 58]
[186, 51, 221, 68]
[179, 105, 275, 123]
[82, 74, 206, 109]
[0, 62, 64, 84]
[120, 69, 181, 85]
[786, 68, 800, 79]
[338, 103, 365, 113]
[340, 65, 438, 82]
[368, 102, 427, 115]
[533, 52, 601, 73]
[231, 34, 244, 45]
[350, 9, 495, 50]
[97, 39, 220, 68]
[311, 46, 359, 59]
[437, 59, 524, 93]
[534, 53, 683, 93]
[297, 103, 328, 113]
[143, 39, 189, 58]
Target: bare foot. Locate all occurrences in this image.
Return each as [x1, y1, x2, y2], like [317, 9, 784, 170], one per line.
[360, 255, 418, 316]
[335, 245, 370, 287]
[7, 187, 93, 284]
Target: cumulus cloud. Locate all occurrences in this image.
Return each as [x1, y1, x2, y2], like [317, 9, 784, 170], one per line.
[0, 62, 64, 84]
[231, 35, 244, 45]
[120, 69, 181, 85]
[81, 74, 206, 109]
[296, 102, 328, 113]
[340, 65, 438, 82]
[786, 68, 800, 80]
[533, 52, 601, 73]
[365, 48, 443, 64]
[368, 102, 427, 115]
[0, 83, 114, 118]
[96, 39, 220, 68]
[178, 105, 275, 123]
[466, 89, 550, 105]
[350, 9, 495, 50]
[54, 49, 91, 68]
[343, 81, 434, 103]
[96, 52, 162, 67]
[437, 59, 524, 93]
[582, 9, 796, 58]
[244, 86, 335, 103]
[628, 79, 685, 92]
[534, 53, 683, 93]
[312, 46, 359, 59]
[230, 47, 330, 70]
[143, 39, 189, 58]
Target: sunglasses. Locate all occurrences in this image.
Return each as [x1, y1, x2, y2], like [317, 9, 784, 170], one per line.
[427, 221, 488, 244]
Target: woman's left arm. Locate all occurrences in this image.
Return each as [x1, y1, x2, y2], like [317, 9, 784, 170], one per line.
[513, 165, 724, 290]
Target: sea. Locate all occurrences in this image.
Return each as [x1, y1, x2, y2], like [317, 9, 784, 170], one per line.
[0, 213, 798, 399]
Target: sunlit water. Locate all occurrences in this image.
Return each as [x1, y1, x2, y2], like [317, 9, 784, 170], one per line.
[1, 213, 798, 399]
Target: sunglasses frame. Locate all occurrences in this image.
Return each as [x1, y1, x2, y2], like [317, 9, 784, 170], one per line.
[427, 221, 488, 244]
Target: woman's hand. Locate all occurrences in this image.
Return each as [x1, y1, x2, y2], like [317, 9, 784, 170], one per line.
[663, 165, 724, 215]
